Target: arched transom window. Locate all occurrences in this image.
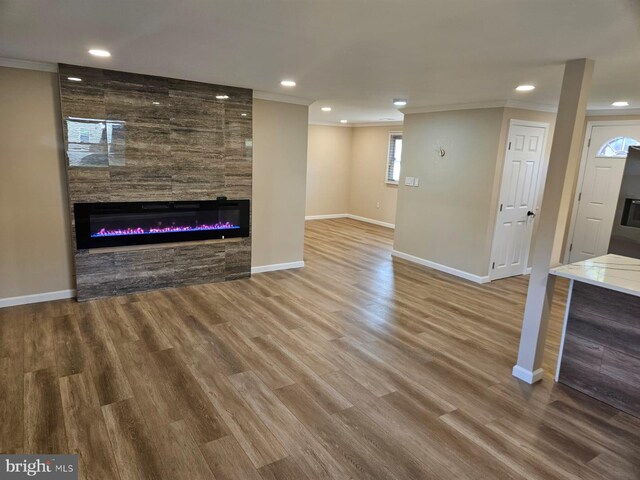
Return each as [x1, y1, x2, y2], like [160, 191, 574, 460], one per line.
[597, 136, 640, 158]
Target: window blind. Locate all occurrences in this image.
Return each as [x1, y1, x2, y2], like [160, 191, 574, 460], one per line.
[386, 134, 403, 182]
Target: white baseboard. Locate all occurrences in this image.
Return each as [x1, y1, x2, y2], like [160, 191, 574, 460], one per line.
[346, 214, 395, 229]
[0, 289, 76, 309]
[305, 214, 348, 220]
[391, 250, 490, 284]
[305, 213, 395, 229]
[0, 262, 307, 306]
[524, 267, 532, 275]
[251, 261, 305, 274]
[512, 365, 544, 384]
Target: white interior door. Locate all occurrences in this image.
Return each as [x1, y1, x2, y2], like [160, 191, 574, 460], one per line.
[491, 122, 547, 280]
[567, 124, 640, 263]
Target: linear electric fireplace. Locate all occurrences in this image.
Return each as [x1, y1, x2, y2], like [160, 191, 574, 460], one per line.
[74, 199, 250, 249]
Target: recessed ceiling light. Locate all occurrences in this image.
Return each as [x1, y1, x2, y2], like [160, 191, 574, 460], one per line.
[67, 77, 82, 82]
[516, 85, 535, 91]
[152, 101, 160, 105]
[612, 101, 629, 107]
[393, 99, 407, 106]
[216, 95, 229, 100]
[88, 49, 111, 57]
[321, 106, 332, 112]
[340, 119, 348, 124]
[241, 113, 248, 116]
[280, 80, 296, 87]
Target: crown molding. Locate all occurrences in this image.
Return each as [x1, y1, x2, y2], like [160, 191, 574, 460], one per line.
[586, 108, 640, 117]
[400, 100, 640, 118]
[400, 100, 507, 115]
[0, 57, 58, 73]
[253, 90, 315, 106]
[351, 121, 403, 128]
[308, 121, 352, 127]
[308, 121, 403, 128]
[401, 99, 558, 115]
[504, 100, 557, 113]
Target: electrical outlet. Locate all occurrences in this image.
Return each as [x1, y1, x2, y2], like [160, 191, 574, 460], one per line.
[376, 202, 380, 208]
[405, 176, 414, 186]
[413, 177, 419, 187]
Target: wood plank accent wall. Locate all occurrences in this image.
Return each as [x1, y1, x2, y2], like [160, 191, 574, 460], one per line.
[559, 281, 640, 417]
[58, 64, 252, 301]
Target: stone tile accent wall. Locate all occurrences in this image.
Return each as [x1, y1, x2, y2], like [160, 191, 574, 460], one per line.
[58, 64, 252, 301]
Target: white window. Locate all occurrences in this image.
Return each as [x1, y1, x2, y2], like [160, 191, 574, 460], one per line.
[597, 136, 640, 158]
[386, 133, 403, 184]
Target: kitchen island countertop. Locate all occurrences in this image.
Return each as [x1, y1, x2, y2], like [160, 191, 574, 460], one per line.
[550, 254, 640, 298]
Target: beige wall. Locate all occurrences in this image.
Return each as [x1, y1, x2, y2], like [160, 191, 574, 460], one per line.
[393, 107, 640, 278]
[305, 124, 400, 225]
[3, 65, 635, 299]
[0, 69, 309, 301]
[0, 67, 74, 298]
[306, 125, 351, 216]
[306, 125, 402, 224]
[393, 108, 505, 277]
[348, 126, 400, 225]
[252, 99, 309, 267]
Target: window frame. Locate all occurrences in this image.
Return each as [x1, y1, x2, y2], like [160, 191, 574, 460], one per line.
[596, 136, 640, 158]
[385, 131, 403, 185]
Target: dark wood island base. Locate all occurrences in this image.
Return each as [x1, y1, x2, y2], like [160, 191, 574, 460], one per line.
[558, 281, 640, 417]
[552, 254, 640, 418]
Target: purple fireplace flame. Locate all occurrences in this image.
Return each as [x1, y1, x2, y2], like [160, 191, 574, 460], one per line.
[75, 200, 249, 249]
[92, 222, 240, 237]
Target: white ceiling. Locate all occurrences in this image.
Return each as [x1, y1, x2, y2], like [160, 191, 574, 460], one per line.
[1, 0, 639, 124]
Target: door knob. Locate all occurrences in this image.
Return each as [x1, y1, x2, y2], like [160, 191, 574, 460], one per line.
[527, 211, 536, 217]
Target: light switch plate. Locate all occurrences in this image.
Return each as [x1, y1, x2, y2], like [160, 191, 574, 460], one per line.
[413, 177, 419, 187]
[405, 176, 414, 186]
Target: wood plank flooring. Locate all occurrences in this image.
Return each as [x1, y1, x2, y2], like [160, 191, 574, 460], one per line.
[1, 218, 639, 479]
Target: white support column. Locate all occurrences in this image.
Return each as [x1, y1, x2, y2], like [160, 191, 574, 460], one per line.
[513, 58, 594, 384]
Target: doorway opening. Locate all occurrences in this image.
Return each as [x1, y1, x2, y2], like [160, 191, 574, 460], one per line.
[564, 121, 640, 263]
[490, 120, 550, 281]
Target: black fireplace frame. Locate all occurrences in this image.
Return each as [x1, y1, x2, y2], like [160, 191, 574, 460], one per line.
[74, 199, 250, 250]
